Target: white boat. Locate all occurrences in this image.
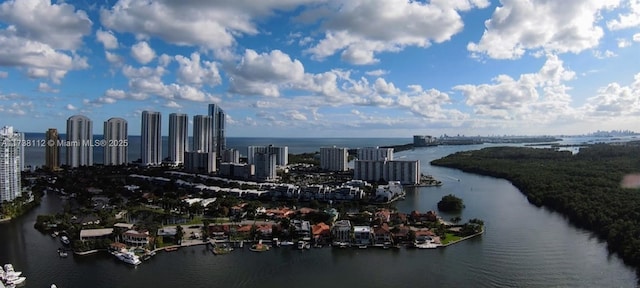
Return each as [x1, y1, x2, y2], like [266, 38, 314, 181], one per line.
[279, 241, 294, 246]
[297, 241, 306, 250]
[414, 237, 438, 249]
[116, 251, 142, 266]
[5, 276, 26, 286]
[60, 236, 70, 245]
[2, 264, 22, 278]
[51, 285, 58, 288]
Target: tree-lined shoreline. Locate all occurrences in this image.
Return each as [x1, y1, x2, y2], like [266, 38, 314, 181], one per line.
[431, 144, 640, 274]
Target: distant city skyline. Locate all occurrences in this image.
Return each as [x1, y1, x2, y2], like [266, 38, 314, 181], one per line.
[0, 1, 639, 137]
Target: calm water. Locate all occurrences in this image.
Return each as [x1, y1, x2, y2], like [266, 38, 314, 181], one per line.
[2, 141, 638, 287]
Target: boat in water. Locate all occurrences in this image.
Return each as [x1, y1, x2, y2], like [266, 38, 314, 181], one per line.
[1, 264, 22, 279]
[115, 251, 142, 266]
[110, 249, 142, 266]
[249, 240, 269, 252]
[279, 241, 294, 246]
[60, 236, 70, 245]
[413, 236, 438, 249]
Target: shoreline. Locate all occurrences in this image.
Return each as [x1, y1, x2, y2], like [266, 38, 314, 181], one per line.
[440, 227, 484, 247]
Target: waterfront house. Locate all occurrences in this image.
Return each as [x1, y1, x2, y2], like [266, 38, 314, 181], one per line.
[236, 225, 253, 237]
[80, 228, 114, 242]
[312, 223, 331, 242]
[292, 220, 312, 238]
[353, 226, 373, 246]
[256, 224, 273, 239]
[373, 224, 392, 245]
[391, 226, 410, 243]
[122, 230, 151, 247]
[331, 220, 352, 245]
[208, 225, 230, 239]
[157, 227, 178, 243]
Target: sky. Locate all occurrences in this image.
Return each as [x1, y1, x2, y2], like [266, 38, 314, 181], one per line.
[0, 0, 639, 137]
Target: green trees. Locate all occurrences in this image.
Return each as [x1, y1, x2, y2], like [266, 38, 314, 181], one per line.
[432, 144, 640, 269]
[437, 194, 464, 212]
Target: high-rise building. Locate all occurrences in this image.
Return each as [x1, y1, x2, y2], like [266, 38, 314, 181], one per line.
[357, 147, 394, 161]
[193, 115, 212, 153]
[247, 145, 288, 166]
[141, 111, 162, 166]
[208, 104, 225, 157]
[353, 159, 420, 185]
[413, 135, 437, 147]
[254, 152, 277, 181]
[168, 113, 188, 165]
[66, 115, 93, 168]
[320, 146, 348, 171]
[0, 126, 23, 202]
[221, 148, 240, 164]
[45, 128, 60, 170]
[184, 151, 216, 173]
[104, 118, 128, 166]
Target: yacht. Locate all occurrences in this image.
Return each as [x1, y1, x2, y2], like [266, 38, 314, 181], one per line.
[4, 276, 25, 286]
[1, 264, 22, 278]
[116, 251, 142, 266]
[413, 236, 438, 249]
[60, 236, 70, 245]
[297, 240, 306, 250]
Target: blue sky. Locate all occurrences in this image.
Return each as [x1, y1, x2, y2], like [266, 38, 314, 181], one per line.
[0, 0, 639, 137]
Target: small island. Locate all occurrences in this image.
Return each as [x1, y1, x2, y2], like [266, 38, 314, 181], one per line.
[437, 194, 464, 212]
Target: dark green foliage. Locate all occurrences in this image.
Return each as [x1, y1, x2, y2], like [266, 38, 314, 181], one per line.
[437, 194, 464, 212]
[432, 144, 640, 269]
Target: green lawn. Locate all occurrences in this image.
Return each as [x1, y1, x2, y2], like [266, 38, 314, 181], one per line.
[440, 233, 462, 245]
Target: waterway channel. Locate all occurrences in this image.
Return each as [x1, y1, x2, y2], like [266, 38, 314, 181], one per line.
[0, 144, 637, 287]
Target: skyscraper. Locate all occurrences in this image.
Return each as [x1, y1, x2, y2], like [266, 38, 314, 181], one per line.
[208, 104, 225, 156]
[66, 115, 93, 168]
[320, 146, 348, 171]
[141, 111, 162, 166]
[193, 115, 212, 152]
[104, 118, 128, 166]
[45, 128, 60, 170]
[0, 126, 23, 202]
[254, 152, 276, 181]
[357, 147, 394, 161]
[247, 145, 288, 166]
[168, 113, 188, 165]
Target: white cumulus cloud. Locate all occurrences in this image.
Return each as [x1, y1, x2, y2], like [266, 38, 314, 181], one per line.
[305, 0, 490, 64]
[468, 0, 619, 59]
[131, 41, 156, 64]
[96, 29, 118, 49]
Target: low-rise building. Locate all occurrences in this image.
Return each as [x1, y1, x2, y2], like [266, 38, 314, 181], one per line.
[331, 220, 352, 245]
[80, 228, 114, 242]
[373, 224, 392, 245]
[292, 219, 311, 239]
[353, 226, 373, 246]
[122, 230, 151, 247]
